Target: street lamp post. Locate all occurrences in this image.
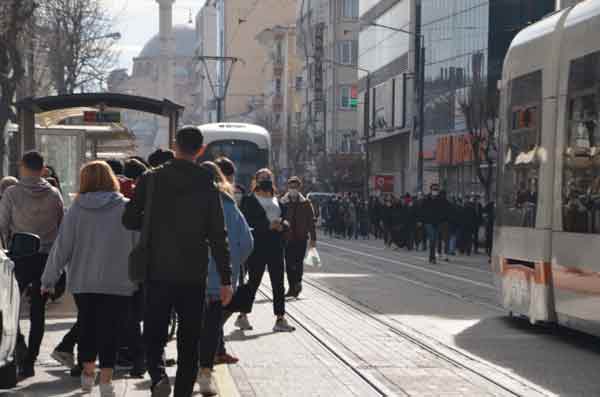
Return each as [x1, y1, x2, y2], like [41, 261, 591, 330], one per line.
[366, 22, 425, 193]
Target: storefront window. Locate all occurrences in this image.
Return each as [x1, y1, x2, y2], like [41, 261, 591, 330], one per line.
[562, 51, 600, 233]
[497, 71, 542, 228]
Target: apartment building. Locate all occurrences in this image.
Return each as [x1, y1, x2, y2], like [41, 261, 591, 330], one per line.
[420, 0, 555, 197]
[359, 0, 418, 195]
[256, 25, 303, 178]
[296, 0, 360, 156]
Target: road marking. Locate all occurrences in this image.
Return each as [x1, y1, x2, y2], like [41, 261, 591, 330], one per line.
[320, 240, 495, 290]
[316, 249, 502, 312]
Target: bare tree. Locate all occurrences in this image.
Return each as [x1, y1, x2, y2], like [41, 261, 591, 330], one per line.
[0, 0, 37, 174]
[38, 0, 118, 94]
[459, 77, 498, 202]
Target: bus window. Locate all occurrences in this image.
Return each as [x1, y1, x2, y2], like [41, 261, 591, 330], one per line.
[497, 71, 542, 228]
[197, 140, 269, 189]
[562, 50, 600, 233]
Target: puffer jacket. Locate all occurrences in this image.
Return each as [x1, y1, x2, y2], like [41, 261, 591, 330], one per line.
[206, 192, 254, 298]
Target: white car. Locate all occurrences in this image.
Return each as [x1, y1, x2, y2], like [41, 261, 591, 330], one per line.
[0, 249, 19, 388]
[0, 232, 40, 389]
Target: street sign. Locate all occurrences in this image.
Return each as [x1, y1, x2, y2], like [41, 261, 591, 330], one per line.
[83, 111, 121, 123]
[350, 86, 358, 108]
[373, 175, 394, 192]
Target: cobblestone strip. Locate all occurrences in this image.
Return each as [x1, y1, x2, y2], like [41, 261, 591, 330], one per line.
[263, 282, 525, 397]
[223, 297, 381, 397]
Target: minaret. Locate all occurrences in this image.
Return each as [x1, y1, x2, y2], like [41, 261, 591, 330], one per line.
[155, 0, 175, 148]
[157, 0, 175, 100]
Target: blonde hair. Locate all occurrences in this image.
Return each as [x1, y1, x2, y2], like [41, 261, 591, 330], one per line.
[200, 161, 234, 197]
[79, 161, 120, 194]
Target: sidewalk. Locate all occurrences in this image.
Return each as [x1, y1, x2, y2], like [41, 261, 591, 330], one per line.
[4, 299, 240, 397]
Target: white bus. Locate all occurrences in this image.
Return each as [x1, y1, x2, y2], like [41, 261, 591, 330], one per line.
[197, 123, 271, 189]
[493, 0, 600, 336]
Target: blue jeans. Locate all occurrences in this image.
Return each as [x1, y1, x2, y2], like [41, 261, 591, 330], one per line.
[425, 224, 439, 262]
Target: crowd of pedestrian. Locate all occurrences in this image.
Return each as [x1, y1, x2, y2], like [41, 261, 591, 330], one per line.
[4, 126, 317, 397]
[319, 184, 495, 264]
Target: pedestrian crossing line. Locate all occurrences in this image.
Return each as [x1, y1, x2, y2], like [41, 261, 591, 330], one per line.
[320, 240, 496, 290]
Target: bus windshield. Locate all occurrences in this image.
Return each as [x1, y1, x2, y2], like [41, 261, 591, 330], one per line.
[198, 139, 269, 189]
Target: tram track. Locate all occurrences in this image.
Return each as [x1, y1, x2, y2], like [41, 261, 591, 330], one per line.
[300, 278, 553, 397]
[317, 243, 502, 312]
[258, 278, 547, 396]
[256, 287, 390, 396]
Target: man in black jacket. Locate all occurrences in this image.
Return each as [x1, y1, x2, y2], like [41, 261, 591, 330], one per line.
[422, 184, 449, 264]
[123, 126, 232, 397]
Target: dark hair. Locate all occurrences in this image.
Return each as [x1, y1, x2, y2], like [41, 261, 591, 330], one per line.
[176, 126, 204, 156]
[124, 158, 148, 180]
[21, 151, 44, 171]
[215, 156, 236, 177]
[129, 156, 150, 168]
[106, 158, 124, 175]
[148, 148, 175, 167]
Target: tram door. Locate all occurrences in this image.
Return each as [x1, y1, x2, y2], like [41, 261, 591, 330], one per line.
[36, 128, 86, 207]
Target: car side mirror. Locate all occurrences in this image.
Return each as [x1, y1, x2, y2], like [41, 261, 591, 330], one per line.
[9, 232, 40, 258]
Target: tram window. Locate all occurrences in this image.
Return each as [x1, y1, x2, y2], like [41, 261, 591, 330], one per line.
[562, 51, 600, 233]
[497, 71, 542, 228]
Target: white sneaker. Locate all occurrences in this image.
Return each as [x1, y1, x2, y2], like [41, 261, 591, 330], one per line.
[234, 315, 253, 330]
[197, 372, 218, 396]
[51, 349, 75, 369]
[273, 317, 296, 332]
[81, 371, 96, 392]
[99, 382, 116, 397]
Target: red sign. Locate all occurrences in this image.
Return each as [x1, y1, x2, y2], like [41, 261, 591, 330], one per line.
[373, 175, 394, 192]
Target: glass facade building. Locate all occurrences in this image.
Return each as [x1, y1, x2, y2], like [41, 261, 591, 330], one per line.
[420, 0, 554, 196]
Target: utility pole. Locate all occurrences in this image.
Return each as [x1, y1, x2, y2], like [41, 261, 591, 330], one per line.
[364, 74, 371, 200]
[417, 35, 425, 193]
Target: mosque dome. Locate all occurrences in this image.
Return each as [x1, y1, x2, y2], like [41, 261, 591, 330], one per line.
[139, 25, 197, 58]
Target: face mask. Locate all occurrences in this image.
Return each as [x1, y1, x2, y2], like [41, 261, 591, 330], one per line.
[234, 192, 243, 203]
[288, 188, 299, 197]
[432, 191, 439, 197]
[258, 179, 273, 192]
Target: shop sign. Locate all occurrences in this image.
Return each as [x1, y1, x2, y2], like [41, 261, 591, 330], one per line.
[373, 175, 394, 192]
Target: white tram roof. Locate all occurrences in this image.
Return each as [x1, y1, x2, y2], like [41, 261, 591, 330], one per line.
[197, 123, 271, 148]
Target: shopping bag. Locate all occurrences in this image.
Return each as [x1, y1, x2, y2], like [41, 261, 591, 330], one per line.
[304, 247, 322, 267]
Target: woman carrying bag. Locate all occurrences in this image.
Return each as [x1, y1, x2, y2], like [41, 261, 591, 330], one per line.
[235, 168, 296, 333]
[41, 161, 138, 397]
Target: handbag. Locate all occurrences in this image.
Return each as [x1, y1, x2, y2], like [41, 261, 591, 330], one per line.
[128, 172, 155, 283]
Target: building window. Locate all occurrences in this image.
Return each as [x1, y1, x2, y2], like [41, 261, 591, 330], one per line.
[295, 76, 303, 90]
[340, 86, 352, 109]
[337, 41, 354, 65]
[275, 78, 282, 95]
[340, 0, 358, 19]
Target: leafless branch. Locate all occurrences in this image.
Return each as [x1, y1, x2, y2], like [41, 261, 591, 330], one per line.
[37, 0, 117, 94]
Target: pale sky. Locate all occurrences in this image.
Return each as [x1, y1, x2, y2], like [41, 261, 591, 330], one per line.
[104, 0, 207, 71]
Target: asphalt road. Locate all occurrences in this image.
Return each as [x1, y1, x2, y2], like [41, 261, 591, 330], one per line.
[308, 235, 600, 397]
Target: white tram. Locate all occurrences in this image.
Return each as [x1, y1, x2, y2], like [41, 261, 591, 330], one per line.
[493, 0, 600, 336]
[197, 123, 271, 189]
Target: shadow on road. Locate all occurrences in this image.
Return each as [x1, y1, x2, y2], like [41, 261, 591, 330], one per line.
[454, 315, 600, 396]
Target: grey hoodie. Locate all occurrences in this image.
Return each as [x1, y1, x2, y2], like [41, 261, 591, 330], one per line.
[0, 176, 64, 252]
[42, 191, 137, 296]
